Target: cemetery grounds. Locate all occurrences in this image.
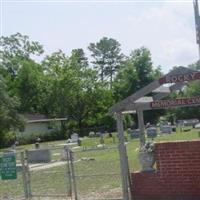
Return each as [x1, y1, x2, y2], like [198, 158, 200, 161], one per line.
[0, 128, 200, 200]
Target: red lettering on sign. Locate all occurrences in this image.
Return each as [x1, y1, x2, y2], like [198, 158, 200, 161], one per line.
[159, 72, 200, 84]
[151, 97, 200, 108]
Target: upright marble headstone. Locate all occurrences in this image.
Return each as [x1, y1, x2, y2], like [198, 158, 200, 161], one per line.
[71, 133, 79, 143]
[147, 127, 157, 138]
[160, 125, 172, 134]
[130, 129, 140, 139]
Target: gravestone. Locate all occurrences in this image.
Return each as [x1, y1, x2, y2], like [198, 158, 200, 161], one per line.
[195, 123, 200, 129]
[96, 132, 102, 137]
[147, 127, 157, 138]
[130, 129, 140, 139]
[27, 149, 51, 163]
[0, 152, 17, 180]
[71, 133, 79, 143]
[160, 125, 172, 134]
[89, 131, 95, 137]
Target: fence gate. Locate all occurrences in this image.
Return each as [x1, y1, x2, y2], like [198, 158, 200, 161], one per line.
[24, 146, 73, 200]
[1, 146, 125, 200]
[71, 146, 123, 200]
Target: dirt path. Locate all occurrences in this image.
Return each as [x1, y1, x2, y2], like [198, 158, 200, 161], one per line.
[29, 161, 67, 171]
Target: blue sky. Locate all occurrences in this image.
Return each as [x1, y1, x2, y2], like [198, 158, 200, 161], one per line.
[1, 0, 199, 72]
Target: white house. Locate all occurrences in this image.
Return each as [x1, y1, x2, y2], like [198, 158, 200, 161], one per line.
[17, 114, 67, 136]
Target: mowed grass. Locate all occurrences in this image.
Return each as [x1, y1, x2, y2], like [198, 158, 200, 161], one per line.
[0, 129, 200, 198]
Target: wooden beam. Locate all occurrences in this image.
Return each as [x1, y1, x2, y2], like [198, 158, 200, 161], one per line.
[137, 109, 146, 146]
[116, 113, 130, 200]
[109, 67, 198, 114]
[153, 82, 187, 100]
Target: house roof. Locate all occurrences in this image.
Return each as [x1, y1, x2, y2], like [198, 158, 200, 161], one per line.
[23, 114, 68, 123]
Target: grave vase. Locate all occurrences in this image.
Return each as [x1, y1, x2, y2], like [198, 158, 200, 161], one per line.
[138, 151, 155, 172]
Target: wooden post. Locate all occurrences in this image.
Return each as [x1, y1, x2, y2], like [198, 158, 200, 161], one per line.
[137, 109, 146, 146]
[116, 112, 130, 200]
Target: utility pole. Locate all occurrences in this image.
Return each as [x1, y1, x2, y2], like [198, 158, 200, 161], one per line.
[193, 0, 200, 60]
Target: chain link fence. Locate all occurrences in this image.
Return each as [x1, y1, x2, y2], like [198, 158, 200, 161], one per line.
[0, 145, 124, 200]
[26, 146, 72, 199]
[71, 146, 123, 200]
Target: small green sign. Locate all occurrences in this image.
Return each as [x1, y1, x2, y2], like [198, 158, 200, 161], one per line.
[0, 154, 17, 180]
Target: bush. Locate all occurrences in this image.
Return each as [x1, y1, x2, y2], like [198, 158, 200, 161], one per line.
[0, 131, 16, 148]
[16, 131, 66, 145]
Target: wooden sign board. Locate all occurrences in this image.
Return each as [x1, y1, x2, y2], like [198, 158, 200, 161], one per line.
[151, 96, 200, 109]
[159, 72, 200, 84]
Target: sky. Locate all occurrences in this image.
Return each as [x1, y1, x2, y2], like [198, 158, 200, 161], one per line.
[0, 0, 199, 72]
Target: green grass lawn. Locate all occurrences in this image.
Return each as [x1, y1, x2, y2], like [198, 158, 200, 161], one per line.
[0, 129, 200, 199]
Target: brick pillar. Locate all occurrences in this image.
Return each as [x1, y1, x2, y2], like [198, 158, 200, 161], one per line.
[131, 140, 200, 200]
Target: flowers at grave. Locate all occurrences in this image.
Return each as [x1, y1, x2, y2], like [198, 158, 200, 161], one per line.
[139, 141, 155, 153]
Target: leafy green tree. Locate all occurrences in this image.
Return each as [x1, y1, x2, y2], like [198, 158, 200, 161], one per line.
[114, 47, 158, 100]
[14, 60, 45, 113]
[88, 37, 123, 87]
[0, 75, 23, 147]
[0, 33, 43, 79]
[70, 49, 88, 71]
[113, 47, 163, 125]
[129, 47, 155, 88]
[42, 50, 68, 77]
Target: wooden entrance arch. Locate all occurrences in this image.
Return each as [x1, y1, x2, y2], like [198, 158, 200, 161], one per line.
[109, 66, 200, 200]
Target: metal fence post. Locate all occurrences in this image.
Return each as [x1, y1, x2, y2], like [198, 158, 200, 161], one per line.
[69, 150, 78, 200]
[25, 150, 32, 198]
[20, 151, 29, 199]
[65, 146, 72, 197]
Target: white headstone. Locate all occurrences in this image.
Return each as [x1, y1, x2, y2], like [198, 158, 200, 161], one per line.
[160, 125, 172, 134]
[71, 133, 79, 142]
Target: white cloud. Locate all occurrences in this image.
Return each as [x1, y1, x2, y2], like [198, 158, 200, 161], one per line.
[123, 3, 198, 72]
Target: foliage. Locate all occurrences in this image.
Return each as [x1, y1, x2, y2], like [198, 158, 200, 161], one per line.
[88, 37, 123, 87]
[0, 76, 24, 147]
[0, 32, 199, 147]
[16, 131, 66, 145]
[0, 32, 43, 79]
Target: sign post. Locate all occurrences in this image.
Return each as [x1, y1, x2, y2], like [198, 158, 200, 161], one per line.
[0, 153, 17, 180]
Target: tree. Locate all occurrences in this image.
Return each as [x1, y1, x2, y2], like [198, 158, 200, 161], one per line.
[88, 37, 123, 87]
[0, 75, 23, 147]
[113, 47, 163, 125]
[14, 60, 45, 113]
[129, 47, 154, 88]
[70, 49, 88, 71]
[42, 50, 68, 77]
[114, 47, 158, 100]
[0, 33, 43, 79]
